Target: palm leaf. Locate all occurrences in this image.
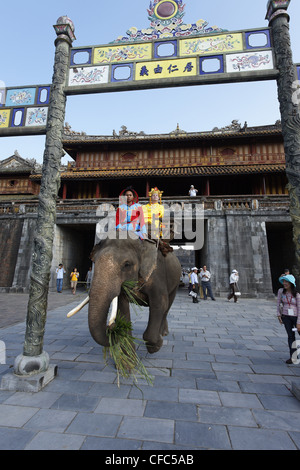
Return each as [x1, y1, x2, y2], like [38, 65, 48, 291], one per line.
[121, 279, 147, 306]
[103, 311, 153, 388]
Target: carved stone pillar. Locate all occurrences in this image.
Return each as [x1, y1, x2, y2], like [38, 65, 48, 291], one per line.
[266, 1, 300, 282]
[14, 17, 76, 376]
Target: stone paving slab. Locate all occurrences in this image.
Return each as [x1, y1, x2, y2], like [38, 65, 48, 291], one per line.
[1, 289, 300, 450]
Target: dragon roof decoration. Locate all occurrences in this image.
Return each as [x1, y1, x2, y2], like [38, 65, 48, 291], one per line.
[112, 0, 226, 43]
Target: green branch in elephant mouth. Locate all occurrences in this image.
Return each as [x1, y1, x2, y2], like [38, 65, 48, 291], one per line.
[121, 279, 147, 306]
[104, 312, 153, 388]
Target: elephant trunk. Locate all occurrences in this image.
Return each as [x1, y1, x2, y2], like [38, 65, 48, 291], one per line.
[88, 293, 119, 347]
[88, 257, 121, 347]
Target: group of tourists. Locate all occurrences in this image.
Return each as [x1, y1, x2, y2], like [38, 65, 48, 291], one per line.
[188, 266, 216, 303]
[187, 266, 240, 304]
[55, 265, 93, 294]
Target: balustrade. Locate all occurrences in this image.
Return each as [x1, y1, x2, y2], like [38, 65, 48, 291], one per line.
[0, 195, 290, 216]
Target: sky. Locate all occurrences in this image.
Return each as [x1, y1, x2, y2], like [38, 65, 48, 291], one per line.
[1, 0, 300, 164]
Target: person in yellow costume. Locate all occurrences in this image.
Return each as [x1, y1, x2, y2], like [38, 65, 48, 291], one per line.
[143, 187, 164, 240]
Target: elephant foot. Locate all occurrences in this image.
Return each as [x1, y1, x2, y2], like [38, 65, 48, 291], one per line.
[144, 336, 163, 354]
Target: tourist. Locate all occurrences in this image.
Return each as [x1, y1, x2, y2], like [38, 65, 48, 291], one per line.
[280, 268, 290, 277]
[70, 268, 79, 295]
[190, 267, 199, 303]
[199, 265, 216, 300]
[198, 268, 204, 299]
[228, 269, 239, 303]
[56, 263, 66, 293]
[277, 274, 300, 364]
[188, 270, 192, 294]
[85, 267, 93, 290]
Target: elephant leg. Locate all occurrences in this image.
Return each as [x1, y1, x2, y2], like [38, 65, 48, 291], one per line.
[143, 293, 169, 354]
[160, 285, 178, 337]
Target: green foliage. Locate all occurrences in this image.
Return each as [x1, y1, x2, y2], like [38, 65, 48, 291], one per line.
[104, 313, 153, 387]
[121, 279, 146, 308]
[103, 284, 153, 387]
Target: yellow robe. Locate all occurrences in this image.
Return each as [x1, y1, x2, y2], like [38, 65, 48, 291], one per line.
[143, 203, 164, 238]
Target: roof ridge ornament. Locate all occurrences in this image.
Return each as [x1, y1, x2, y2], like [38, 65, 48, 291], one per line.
[113, 125, 146, 137]
[169, 123, 187, 135]
[112, 0, 226, 43]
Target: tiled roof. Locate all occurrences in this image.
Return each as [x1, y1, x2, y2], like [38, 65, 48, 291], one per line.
[63, 128, 282, 146]
[30, 163, 286, 180]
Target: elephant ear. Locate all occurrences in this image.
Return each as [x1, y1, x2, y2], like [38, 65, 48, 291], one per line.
[139, 239, 158, 282]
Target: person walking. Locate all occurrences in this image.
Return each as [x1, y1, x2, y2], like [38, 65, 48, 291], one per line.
[277, 274, 300, 364]
[56, 263, 66, 293]
[188, 270, 192, 294]
[70, 268, 79, 295]
[228, 269, 239, 303]
[190, 267, 199, 303]
[199, 265, 216, 300]
[85, 267, 93, 290]
[198, 268, 204, 299]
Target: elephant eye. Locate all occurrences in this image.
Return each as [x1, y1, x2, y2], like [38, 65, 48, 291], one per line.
[123, 261, 132, 269]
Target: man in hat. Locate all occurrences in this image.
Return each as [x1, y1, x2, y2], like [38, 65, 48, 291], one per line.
[228, 269, 239, 303]
[190, 267, 199, 303]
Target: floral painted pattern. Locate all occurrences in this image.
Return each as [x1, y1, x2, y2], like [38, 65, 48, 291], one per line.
[94, 44, 152, 64]
[226, 51, 273, 73]
[0, 110, 10, 127]
[6, 88, 35, 106]
[180, 33, 243, 56]
[25, 107, 48, 126]
[68, 66, 109, 86]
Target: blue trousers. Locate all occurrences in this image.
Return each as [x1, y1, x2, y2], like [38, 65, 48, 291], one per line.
[57, 278, 63, 292]
[201, 281, 215, 300]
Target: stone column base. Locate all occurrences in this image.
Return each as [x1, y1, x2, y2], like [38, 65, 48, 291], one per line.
[0, 364, 58, 393]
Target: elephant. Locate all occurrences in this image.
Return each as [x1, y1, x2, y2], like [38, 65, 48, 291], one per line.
[86, 232, 181, 354]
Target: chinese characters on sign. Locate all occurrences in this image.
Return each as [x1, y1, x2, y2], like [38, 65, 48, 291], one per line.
[135, 58, 197, 80]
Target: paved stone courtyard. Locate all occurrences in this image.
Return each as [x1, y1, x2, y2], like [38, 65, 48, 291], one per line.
[1, 289, 300, 450]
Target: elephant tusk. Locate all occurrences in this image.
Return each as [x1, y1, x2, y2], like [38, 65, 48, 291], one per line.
[67, 296, 89, 318]
[108, 296, 118, 326]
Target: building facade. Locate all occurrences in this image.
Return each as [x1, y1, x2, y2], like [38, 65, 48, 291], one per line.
[0, 121, 294, 297]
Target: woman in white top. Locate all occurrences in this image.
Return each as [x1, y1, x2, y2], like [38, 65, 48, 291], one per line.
[277, 274, 300, 364]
